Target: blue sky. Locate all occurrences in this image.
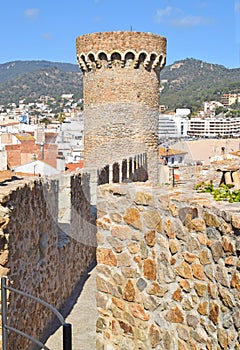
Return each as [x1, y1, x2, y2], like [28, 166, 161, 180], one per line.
[0, 0, 239, 68]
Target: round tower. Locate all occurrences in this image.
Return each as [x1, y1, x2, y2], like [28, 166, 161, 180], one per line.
[76, 31, 166, 185]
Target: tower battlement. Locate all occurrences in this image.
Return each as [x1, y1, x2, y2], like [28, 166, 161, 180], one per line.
[76, 31, 166, 73]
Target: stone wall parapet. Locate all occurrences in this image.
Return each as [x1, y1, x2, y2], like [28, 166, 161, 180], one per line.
[0, 173, 96, 349]
[96, 182, 240, 349]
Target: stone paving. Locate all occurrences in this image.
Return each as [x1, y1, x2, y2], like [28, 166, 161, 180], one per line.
[45, 265, 97, 350]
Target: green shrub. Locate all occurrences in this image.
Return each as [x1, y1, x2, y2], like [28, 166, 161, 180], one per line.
[194, 181, 240, 202]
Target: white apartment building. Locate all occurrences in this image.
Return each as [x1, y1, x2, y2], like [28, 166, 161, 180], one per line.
[56, 114, 84, 162]
[158, 113, 189, 140]
[188, 117, 240, 138]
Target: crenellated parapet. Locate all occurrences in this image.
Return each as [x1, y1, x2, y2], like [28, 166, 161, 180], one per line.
[76, 31, 166, 73]
[77, 49, 166, 72]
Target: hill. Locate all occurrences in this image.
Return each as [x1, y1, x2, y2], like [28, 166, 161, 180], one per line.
[0, 61, 82, 104]
[0, 60, 79, 84]
[160, 58, 240, 111]
[0, 58, 240, 109]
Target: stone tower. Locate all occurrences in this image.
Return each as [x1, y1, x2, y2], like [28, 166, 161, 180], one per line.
[76, 31, 166, 185]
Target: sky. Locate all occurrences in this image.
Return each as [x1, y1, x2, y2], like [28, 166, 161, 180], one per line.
[0, 0, 239, 68]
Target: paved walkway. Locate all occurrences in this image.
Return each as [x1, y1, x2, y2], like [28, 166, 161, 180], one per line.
[45, 265, 98, 350]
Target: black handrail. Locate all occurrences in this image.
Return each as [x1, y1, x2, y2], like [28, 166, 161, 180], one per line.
[1, 276, 72, 350]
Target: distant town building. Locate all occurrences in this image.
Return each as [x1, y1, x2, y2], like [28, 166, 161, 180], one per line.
[221, 93, 240, 107]
[13, 159, 60, 176]
[158, 147, 187, 165]
[55, 115, 84, 162]
[4, 132, 58, 169]
[158, 112, 189, 139]
[175, 108, 191, 117]
[61, 94, 74, 100]
[0, 148, 7, 170]
[159, 105, 166, 113]
[188, 117, 240, 138]
[203, 101, 223, 117]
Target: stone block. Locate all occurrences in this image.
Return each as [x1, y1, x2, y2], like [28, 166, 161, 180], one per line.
[118, 320, 133, 336]
[143, 210, 162, 231]
[218, 287, 235, 309]
[184, 251, 197, 263]
[164, 217, 176, 238]
[186, 314, 199, 329]
[169, 239, 180, 255]
[177, 324, 190, 341]
[144, 230, 156, 247]
[175, 261, 193, 279]
[165, 305, 184, 323]
[111, 224, 132, 241]
[230, 271, 240, 291]
[187, 218, 206, 232]
[134, 191, 154, 206]
[147, 281, 168, 297]
[123, 280, 135, 302]
[107, 236, 125, 253]
[144, 258, 156, 280]
[197, 301, 208, 315]
[204, 212, 222, 228]
[209, 302, 220, 325]
[172, 288, 183, 302]
[216, 265, 229, 287]
[210, 241, 224, 262]
[178, 278, 191, 292]
[217, 328, 228, 349]
[149, 323, 162, 347]
[194, 282, 207, 296]
[232, 213, 240, 229]
[222, 236, 235, 254]
[131, 303, 149, 321]
[117, 251, 134, 267]
[128, 242, 140, 254]
[123, 207, 142, 230]
[199, 248, 212, 265]
[96, 275, 120, 297]
[192, 263, 206, 280]
[97, 248, 117, 266]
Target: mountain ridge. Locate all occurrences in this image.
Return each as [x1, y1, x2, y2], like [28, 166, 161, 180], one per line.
[0, 60, 79, 84]
[0, 61, 82, 104]
[0, 58, 239, 110]
[160, 58, 240, 111]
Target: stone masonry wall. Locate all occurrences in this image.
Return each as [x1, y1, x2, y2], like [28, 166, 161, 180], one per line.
[96, 182, 240, 350]
[0, 173, 96, 349]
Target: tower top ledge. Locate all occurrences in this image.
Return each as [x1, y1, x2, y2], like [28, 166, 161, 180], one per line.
[76, 31, 166, 55]
[76, 31, 167, 72]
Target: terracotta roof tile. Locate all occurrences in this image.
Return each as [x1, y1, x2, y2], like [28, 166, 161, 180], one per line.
[15, 133, 35, 141]
[65, 161, 84, 172]
[158, 147, 187, 157]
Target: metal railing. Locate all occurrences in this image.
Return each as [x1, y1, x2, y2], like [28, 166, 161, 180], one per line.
[1, 276, 72, 350]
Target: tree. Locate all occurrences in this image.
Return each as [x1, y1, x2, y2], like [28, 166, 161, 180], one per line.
[41, 117, 51, 125]
[57, 113, 66, 123]
[215, 106, 228, 115]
